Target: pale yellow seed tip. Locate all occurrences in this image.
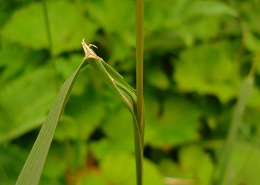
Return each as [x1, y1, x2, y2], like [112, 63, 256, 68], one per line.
[81, 39, 97, 57]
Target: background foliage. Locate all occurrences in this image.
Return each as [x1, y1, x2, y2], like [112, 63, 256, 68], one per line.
[0, 0, 260, 184]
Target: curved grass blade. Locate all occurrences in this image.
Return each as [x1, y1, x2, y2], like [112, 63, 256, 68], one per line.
[82, 40, 144, 185]
[15, 60, 89, 185]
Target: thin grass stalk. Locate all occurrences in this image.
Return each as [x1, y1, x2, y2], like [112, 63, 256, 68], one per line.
[136, 0, 144, 138]
[216, 75, 254, 185]
[135, 0, 144, 184]
[42, 0, 52, 54]
[215, 58, 258, 184]
[42, 0, 60, 91]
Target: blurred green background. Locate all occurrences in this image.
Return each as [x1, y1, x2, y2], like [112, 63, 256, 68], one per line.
[0, 0, 260, 184]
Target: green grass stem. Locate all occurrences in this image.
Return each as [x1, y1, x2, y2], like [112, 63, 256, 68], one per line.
[42, 0, 52, 55]
[135, 0, 144, 185]
[216, 75, 254, 185]
[136, 0, 144, 139]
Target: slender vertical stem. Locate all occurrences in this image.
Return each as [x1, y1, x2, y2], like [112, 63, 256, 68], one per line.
[136, 0, 144, 142]
[214, 58, 257, 185]
[215, 75, 253, 185]
[42, 0, 53, 55]
[135, 0, 144, 185]
[42, 0, 59, 90]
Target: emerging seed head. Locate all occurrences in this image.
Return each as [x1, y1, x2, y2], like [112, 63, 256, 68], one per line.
[81, 39, 97, 57]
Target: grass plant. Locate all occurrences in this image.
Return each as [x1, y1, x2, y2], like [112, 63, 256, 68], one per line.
[15, 0, 144, 183]
[214, 64, 255, 185]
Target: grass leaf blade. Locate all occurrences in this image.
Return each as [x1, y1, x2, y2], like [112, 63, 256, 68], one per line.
[15, 61, 87, 185]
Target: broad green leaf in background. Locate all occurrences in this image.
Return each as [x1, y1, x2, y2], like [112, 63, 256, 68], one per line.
[238, 1, 260, 52]
[182, 1, 238, 42]
[0, 67, 56, 143]
[142, 93, 160, 145]
[145, 0, 189, 31]
[86, 0, 134, 35]
[159, 146, 213, 185]
[239, 1, 260, 33]
[245, 86, 260, 108]
[89, 139, 134, 162]
[183, 16, 222, 42]
[174, 43, 240, 103]
[145, 95, 200, 148]
[1, 2, 48, 49]
[86, 0, 135, 63]
[146, 67, 170, 90]
[0, 144, 28, 185]
[45, 1, 97, 55]
[144, 0, 192, 50]
[219, 143, 260, 185]
[1, 0, 97, 55]
[244, 30, 260, 53]
[101, 152, 163, 185]
[186, 1, 238, 17]
[101, 152, 136, 185]
[100, 105, 134, 152]
[0, 43, 28, 81]
[144, 0, 238, 49]
[39, 144, 67, 185]
[77, 173, 107, 185]
[178, 146, 214, 185]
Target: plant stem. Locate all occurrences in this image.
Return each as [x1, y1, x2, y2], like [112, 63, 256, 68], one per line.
[215, 57, 258, 185]
[42, 0, 59, 90]
[135, 0, 144, 185]
[216, 75, 253, 185]
[136, 0, 144, 143]
[42, 0, 52, 55]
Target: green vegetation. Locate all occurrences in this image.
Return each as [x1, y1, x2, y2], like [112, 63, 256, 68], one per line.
[1, 0, 260, 185]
